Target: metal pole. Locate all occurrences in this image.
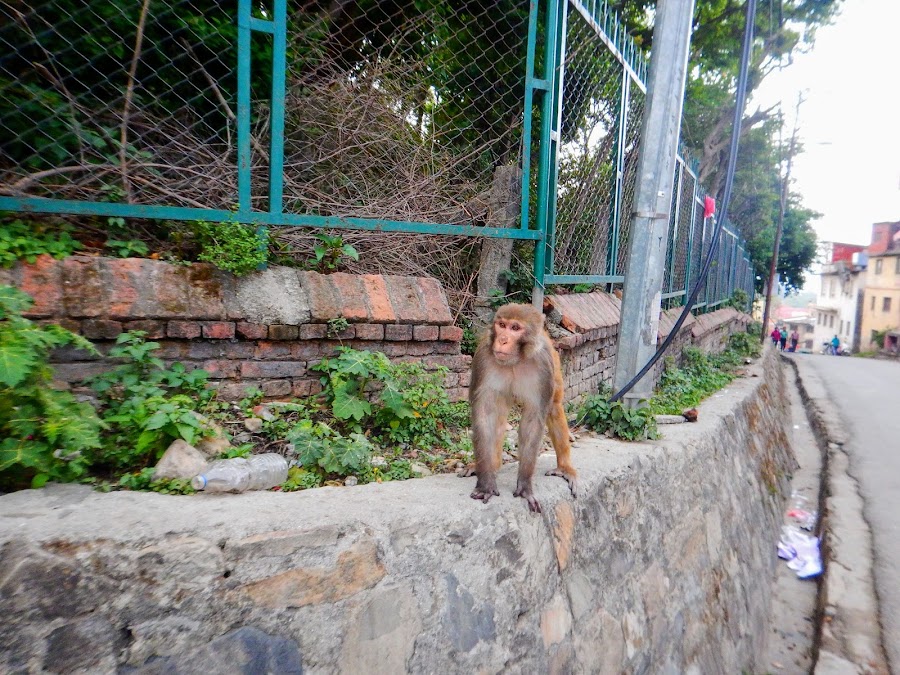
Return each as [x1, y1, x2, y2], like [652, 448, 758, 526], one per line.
[612, 0, 695, 406]
[760, 95, 802, 343]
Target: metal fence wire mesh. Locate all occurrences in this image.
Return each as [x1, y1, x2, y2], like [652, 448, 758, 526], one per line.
[0, 1, 528, 222]
[0, 0, 754, 309]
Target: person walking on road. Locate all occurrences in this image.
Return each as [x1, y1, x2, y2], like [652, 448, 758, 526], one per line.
[780, 327, 788, 352]
[771, 326, 781, 347]
[790, 328, 800, 352]
[831, 334, 840, 355]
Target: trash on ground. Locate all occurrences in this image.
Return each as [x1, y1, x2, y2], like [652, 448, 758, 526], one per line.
[778, 525, 822, 579]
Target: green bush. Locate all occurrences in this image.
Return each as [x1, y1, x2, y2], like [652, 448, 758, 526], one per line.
[192, 220, 267, 276]
[0, 217, 83, 267]
[88, 332, 214, 473]
[0, 286, 103, 490]
[579, 394, 659, 441]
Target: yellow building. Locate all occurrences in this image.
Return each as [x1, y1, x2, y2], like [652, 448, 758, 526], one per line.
[859, 221, 900, 352]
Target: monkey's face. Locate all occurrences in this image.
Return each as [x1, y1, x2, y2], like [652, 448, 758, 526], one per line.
[492, 316, 527, 365]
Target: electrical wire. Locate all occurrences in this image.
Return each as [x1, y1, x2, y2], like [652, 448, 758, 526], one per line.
[610, 0, 758, 403]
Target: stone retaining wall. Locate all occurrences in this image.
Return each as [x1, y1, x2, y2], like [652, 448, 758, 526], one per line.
[0, 348, 793, 674]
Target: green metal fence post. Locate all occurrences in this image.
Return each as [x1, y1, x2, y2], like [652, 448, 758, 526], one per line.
[532, 0, 567, 306]
[236, 0, 252, 216]
[519, 0, 541, 234]
[607, 68, 631, 279]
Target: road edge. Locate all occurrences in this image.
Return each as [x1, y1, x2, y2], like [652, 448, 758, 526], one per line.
[783, 353, 889, 674]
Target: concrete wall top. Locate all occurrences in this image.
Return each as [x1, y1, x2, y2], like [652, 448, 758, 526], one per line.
[0, 254, 453, 326]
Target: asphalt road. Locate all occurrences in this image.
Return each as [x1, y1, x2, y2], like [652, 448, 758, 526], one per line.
[796, 352, 900, 672]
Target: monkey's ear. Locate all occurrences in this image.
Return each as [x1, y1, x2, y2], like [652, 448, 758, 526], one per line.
[521, 325, 546, 361]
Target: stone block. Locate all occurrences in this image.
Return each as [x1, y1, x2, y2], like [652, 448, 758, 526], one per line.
[268, 324, 299, 341]
[123, 320, 166, 339]
[417, 277, 453, 325]
[439, 325, 464, 342]
[292, 378, 322, 397]
[19, 254, 63, 317]
[200, 321, 236, 340]
[354, 323, 385, 340]
[167, 321, 202, 339]
[385, 324, 413, 341]
[186, 342, 227, 360]
[361, 274, 396, 323]
[261, 379, 292, 397]
[299, 271, 342, 321]
[236, 322, 268, 340]
[225, 342, 256, 359]
[330, 272, 370, 321]
[45, 616, 121, 674]
[241, 361, 308, 379]
[299, 324, 328, 340]
[61, 256, 106, 318]
[199, 359, 240, 379]
[406, 342, 434, 356]
[81, 319, 123, 340]
[383, 275, 429, 324]
[227, 267, 310, 324]
[255, 341, 293, 360]
[413, 325, 440, 341]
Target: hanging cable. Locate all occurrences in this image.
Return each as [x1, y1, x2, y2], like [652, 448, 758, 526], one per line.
[610, 0, 758, 403]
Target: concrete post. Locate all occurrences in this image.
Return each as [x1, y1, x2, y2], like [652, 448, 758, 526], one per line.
[612, 0, 695, 406]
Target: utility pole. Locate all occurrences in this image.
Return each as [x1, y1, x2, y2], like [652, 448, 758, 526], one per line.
[760, 95, 803, 344]
[612, 0, 695, 407]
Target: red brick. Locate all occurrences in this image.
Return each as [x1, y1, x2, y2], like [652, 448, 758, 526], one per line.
[255, 341, 292, 360]
[199, 359, 240, 378]
[299, 324, 328, 340]
[383, 275, 429, 324]
[62, 256, 106, 318]
[237, 322, 268, 340]
[168, 321, 202, 339]
[124, 320, 166, 339]
[241, 361, 308, 379]
[360, 275, 396, 323]
[413, 325, 440, 341]
[51, 362, 113, 383]
[200, 321, 235, 339]
[447, 387, 467, 402]
[187, 342, 227, 359]
[261, 380, 292, 398]
[417, 277, 453, 325]
[406, 342, 434, 356]
[225, 342, 256, 359]
[81, 319, 123, 340]
[105, 258, 146, 319]
[434, 341, 461, 355]
[54, 318, 82, 334]
[291, 342, 326, 360]
[331, 272, 370, 321]
[381, 343, 408, 357]
[292, 378, 323, 398]
[458, 371, 472, 387]
[299, 271, 342, 321]
[439, 326, 464, 342]
[215, 381, 261, 400]
[183, 263, 226, 319]
[426, 355, 472, 371]
[442, 372, 459, 387]
[353, 323, 384, 340]
[329, 324, 355, 340]
[385, 324, 413, 341]
[268, 324, 299, 340]
[153, 341, 189, 359]
[19, 254, 63, 318]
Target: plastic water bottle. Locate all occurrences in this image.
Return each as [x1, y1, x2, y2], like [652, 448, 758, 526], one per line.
[191, 454, 288, 493]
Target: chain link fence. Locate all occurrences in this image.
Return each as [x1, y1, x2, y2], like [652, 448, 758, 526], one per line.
[0, 0, 754, 310]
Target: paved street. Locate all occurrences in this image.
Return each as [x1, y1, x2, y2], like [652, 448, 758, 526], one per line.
[795, 353, 900, 672]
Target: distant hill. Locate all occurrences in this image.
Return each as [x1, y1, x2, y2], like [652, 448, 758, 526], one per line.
[782, 291, 815, 308]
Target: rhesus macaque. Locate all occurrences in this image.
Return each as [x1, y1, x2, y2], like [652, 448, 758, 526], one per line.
[463, 303, 577, 513]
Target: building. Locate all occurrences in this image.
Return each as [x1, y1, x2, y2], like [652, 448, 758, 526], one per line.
[859, 220, 900, 352]
[813, 241, 867, 352]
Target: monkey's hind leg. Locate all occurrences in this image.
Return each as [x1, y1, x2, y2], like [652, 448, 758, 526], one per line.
[469, 399, 507, 504]
[545, 402, 578, 498]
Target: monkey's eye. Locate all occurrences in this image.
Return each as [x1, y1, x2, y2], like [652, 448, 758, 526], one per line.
[509, 322, 522, 332]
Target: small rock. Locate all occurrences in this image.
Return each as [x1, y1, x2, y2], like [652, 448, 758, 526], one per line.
[232, 432, 253, 444]
[244, 417, 264, 432]
[252, 404, 276, 422]
[655, 414, 687, 425]
[195, 436, 231, 459]
[344, 476, 358, 487]
[153, 440, 208, 480]
[410, 461, 432, 477]
[370, 455, 388, 468]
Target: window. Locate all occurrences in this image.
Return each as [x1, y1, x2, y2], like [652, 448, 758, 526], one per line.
[875, 259, 883, 274]
[871, 296, 876, 311]
[884, 297, 892, 313]
[829, 314, 835, 328]
[840, 320, 844, 335]
[896, 257, 900, 275]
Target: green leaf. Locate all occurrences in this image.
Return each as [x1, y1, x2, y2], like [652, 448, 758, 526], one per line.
[31, 473, 50, 489]
[0, 336, 36, 387]
[332, 391, 370, 421]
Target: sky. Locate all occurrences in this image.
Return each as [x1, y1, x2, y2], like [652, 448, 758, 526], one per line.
[751, 0, 900, 248]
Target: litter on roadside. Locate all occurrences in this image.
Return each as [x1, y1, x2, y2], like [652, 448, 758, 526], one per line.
[778, 525, 822, 579]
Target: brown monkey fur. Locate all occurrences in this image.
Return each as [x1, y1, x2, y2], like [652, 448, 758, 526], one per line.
[463, 303, 577, 512]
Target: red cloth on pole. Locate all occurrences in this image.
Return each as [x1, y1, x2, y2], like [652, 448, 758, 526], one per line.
[703, 196, 715, 218]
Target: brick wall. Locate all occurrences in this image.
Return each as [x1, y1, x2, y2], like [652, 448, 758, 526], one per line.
[0, 255, 470, 401]
[545, 292, 751, 401]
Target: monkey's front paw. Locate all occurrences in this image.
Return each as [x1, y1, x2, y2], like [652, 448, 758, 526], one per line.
[470, 486, 500, 503]
[546, 467, 578, 498]
[513, 486, 542, 513]
[457, 463, 476, 478]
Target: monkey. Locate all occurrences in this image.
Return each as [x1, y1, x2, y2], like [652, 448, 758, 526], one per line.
[462, 303, 577, 513]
